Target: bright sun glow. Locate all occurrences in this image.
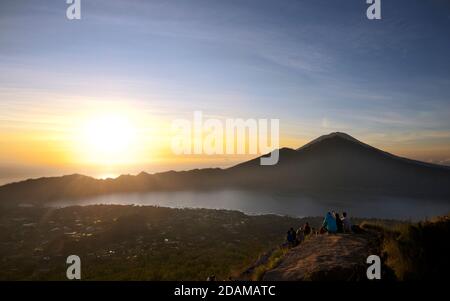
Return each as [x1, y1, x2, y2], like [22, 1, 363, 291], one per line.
[79, 113, 138, 165]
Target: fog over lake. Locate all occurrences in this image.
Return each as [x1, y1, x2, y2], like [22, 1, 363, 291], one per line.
[50, 190, 450, 221]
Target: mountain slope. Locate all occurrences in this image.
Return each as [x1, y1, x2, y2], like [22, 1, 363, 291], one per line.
[1, 132, 450, 204]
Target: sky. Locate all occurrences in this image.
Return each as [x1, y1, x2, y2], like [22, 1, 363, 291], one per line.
[1, 0, 450, 184]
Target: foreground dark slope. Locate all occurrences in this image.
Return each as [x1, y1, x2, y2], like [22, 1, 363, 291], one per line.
[1, 132, 450, 204]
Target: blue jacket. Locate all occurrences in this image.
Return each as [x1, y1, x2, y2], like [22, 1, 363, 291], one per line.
[323, 212, 337, 233]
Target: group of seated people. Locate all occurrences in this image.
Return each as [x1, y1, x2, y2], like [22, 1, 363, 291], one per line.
[286, 222, 312, 247]
[285, 211, 353, 247]
[320, 211, 352, 234]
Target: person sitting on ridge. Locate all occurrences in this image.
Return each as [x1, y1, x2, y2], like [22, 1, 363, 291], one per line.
[286, 228, 293, 244]
[291, 227, 297, 245]
[296, 226, 305, 244]
[341, 212, 352, 233]
[286, 227, 296, 246]
[322, 212, 337, 234]
[335, 212, 344, 233]
[303, 222, 311, 236]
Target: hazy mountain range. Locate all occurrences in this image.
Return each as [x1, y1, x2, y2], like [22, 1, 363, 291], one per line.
[1, 132, 450, 205]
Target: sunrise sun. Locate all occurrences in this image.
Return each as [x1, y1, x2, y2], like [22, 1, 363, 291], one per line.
[79, 113, 138, 165]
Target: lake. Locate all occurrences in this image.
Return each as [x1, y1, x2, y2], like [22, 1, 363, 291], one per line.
[49, 189, 450, 221]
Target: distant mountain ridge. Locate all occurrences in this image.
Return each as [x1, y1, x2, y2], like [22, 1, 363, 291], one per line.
[1, 132, 450, 204]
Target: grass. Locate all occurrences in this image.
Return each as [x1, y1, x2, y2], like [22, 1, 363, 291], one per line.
[361, 215, 450, 280]
[251, 247, 290, 281]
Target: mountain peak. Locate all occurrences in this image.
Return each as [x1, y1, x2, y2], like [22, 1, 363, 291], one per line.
[297, 132, 362, 151]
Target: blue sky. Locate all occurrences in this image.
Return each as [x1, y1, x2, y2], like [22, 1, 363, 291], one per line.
[1, 0, 450, 181]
